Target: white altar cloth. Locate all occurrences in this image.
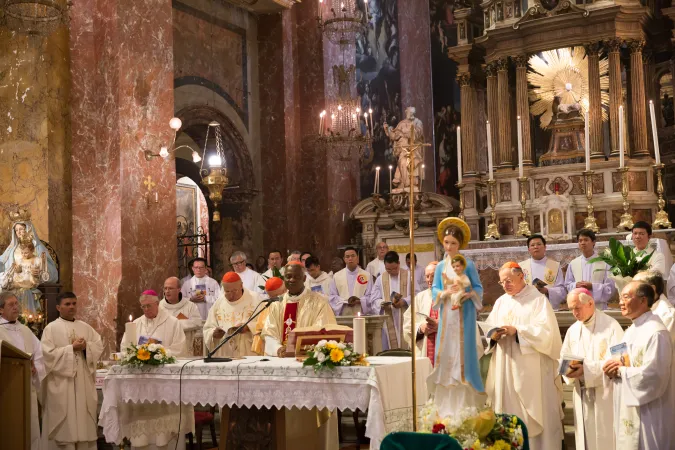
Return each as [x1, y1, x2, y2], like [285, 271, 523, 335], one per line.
[100, 355, 431, 449]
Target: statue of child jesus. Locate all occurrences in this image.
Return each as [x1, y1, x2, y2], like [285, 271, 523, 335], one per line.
[443, 255, 471, 310]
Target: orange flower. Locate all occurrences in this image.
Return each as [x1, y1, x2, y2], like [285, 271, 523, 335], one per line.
[137, 348, 151, 361]
[330, 348, 344, 363]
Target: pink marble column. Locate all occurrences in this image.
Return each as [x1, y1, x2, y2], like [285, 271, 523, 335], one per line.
[70, 0, 177, 351]
[398, 0, 434, 191]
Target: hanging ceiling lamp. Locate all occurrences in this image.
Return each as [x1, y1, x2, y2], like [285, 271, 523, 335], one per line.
[199, 122, 229, 222]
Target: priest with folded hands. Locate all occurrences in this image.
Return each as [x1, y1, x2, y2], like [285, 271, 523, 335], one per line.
[203, 271, 261, 358]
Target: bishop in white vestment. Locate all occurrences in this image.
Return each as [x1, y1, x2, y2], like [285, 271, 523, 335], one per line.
[403, 262, 438, 363]
[519, 235, 567, 309]
[328, 248, 372, 316]
[485, 262, 563, 449]
[41, 293, 103, 450]
[604, 281, 675, 449]
[561, 288, 624, 450]
[565, 229, 615, 308]
[0, 292, 45, 450]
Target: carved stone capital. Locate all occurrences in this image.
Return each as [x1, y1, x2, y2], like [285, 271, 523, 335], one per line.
[605, 38, 623, 53]
[583, 41, 603, 56]
[457, 72, 472, 87]
[484, 62, 498, 78]
[627, 39, 645, 54]
[513, 55, 528, 68]
[496, 57, 509, 72]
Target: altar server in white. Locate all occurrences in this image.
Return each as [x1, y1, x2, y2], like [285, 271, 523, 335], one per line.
[203, 271, 261, 358]
[603, 281, 675, 449]
[485, 262, 564, 450]
[565, 228, 615, 309]
[561, 288, 624, 450]
[519, 234, 567, 309]
[230, 251, 265, 294]
[366, 251, 412, 350]
[0, 292, 45, 450]
[304, 256, 332, 296]
[403, 261, 438, 363]
[634, 271, 675, 343]
[328, 247, 372, 316]
[159, 277, 202, 330]
[181, 257, 220, 319]
[366, 241, 388, 279]
[41, 292, 103, 450]
[122, 290, 187, 357]
[631, 221, 666, 276]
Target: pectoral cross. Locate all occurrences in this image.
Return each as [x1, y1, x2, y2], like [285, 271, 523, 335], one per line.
[284, 315, 295, 337]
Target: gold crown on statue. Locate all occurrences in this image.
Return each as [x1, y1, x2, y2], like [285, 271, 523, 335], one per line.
[9, 209, 32, 223]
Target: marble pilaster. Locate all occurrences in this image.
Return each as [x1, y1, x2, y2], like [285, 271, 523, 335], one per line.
[458, 72, 478, 176]
[585, 42, 604, 159]
[628, 40, 649, 158]
[514, 55, 532, 166]
[485, 62, 500, 168]
[607, 39, 623, 158]
[497, 58, 512, 168]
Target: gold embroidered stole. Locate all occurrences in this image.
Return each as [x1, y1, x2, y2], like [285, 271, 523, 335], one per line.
[382, 270, 409, 349]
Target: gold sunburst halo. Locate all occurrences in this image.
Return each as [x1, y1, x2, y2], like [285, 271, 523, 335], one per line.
[528, 46, 609, 129]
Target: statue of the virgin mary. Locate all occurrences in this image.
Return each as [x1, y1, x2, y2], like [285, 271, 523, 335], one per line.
[0, 209, 58, 313]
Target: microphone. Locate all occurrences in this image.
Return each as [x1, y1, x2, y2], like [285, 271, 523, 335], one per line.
[261, 296, 283, 304]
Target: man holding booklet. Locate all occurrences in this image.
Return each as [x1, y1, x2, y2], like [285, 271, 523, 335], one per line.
[560, 288, 624, 450]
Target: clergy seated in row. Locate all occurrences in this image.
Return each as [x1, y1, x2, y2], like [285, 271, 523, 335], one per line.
[122, 290, 187, 357]
[564, 229, 615, 309]
[560, 288, 624, 450]
[304, 256, 332, 297]
[203, 271, 261, 358]
[181, 257, 220, 320]
[366, 241, 389, 280]
[159, 277, 202, 330]
[518, 234, 566, 310]
[367, 251, 415, 351]
[262, 249, 286, 279]
[484, 262, 564, 449]
[328, 247, 372, 316]
[603, 281, 675, 449]
[230, 251, 265, 295]
[41, 291, 103, 450]
[252, 276, 287, 355]
[634, 271, 675, 344]
[402, 261, 439, 364]
[631, 221, 666, 276]
[405, 253, 426, 292]
[0, 291, 45, 450]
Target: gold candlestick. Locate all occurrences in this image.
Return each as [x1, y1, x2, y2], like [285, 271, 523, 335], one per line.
[652, 163, 672, 229]
[516, 177, 531, 237]
[583, 170, 600, 232]
[485, 179, 500, 239]
[617, 167, 634, 231]
[456, 181, 465, 221]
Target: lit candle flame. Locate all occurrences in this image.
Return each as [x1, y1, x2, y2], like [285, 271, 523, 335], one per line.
[357, 312, 361, 317]
[129, 314, 133, 322]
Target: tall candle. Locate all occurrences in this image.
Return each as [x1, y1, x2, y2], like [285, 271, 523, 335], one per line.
[584, 111, 590, 171]
[457, 125, 463, 184]
[374, 166, 380, 194]
[368, 108, 373, 132]
[319, 113, 323, 136]
[619, 105, 625, 168]
[364, 112, 369, 136]
[517, 116, 524, 178]
[388, 165, 393, 192]
[124, 317, 137, 349]
[649, 100, 661, 164]
[421, 164, 425, 183]
[353, 314, 366, 355]
[486, 120, 494, 181]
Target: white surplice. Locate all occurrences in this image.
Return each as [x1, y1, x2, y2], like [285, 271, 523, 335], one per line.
[180, 275, 220, 319]
[122, 308, 187, 357]
[0, 318, 45, 450]
[565, 253, 615, 309]
[485, 284, 564, 449]
[613, 311, 675, 449]
[159, 297, 202, 331]
[402, 288, 433, 355]
[237, 267, 265, 295]
[366, 258, 385, 279]
[203, 288, 261, 358]
[519, 256, 567, 310]
[40, 318, 103, 450]
[305, 271, 333, 297]
[561, 310, 624, 450]
[651, 294, 675, 344]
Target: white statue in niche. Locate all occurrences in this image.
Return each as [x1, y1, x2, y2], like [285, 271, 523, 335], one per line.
[384, 106, 424, 193]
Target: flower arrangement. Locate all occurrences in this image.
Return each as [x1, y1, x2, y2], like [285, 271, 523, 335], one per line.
[121, 343, 176, 367]
[589, 237, 655, 293]
[302, 340, 367, 372]
[420, 403, 525, 450]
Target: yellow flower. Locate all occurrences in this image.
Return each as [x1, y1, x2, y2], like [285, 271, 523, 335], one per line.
[137, 348, 151, 361]
[511, 416, 518, 425]
[159, 347, 166, 355]
[330, 348, 344, 363]
[326, 342, 338, 350]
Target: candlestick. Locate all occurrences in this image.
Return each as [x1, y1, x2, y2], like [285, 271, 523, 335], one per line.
[353, 315, 366, 355]
[583, 170, 600, 232]
[484, 179, 500, 240]
[456, 181, 465, 221]
[516, 177, 531, 237]
[517, 116, 524, 178]
[649, 100, 661, 165]
[124, 321, 137, 349]
[619, 105, 625, 168]
[486, 121, 494, 181]
[653, 163, 672, 229]
[616, 167, 633, 231]
[456, 126, 463, 184]
[584, 111, 590, 171]
[388, 165, 393, 193]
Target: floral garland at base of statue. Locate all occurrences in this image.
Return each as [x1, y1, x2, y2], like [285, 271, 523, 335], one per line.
[121, 343, 176, 367]
[302, 340, 368, 372]
[420, 402, 524, 450]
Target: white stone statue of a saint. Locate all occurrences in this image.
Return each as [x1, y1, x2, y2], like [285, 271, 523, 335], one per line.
[383, 106, 424, 193]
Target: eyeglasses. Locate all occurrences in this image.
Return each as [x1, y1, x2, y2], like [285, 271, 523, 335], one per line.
[231, 260, 246, 266]
[140, 303, 157, 310]
[498, 278, 516, 286]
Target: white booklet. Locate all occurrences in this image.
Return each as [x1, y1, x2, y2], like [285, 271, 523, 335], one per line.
[558, 354, 585, 376]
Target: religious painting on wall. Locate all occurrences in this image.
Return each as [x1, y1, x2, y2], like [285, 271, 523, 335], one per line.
[356, 0, 402, 197]
[176, 180, 198, 236]
[430, 0, 461, 199]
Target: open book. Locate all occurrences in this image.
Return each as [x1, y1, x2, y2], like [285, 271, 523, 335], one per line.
[476, 321, 505, 339]
[558, 354, 585, 376]
[610, 342, 631, 367]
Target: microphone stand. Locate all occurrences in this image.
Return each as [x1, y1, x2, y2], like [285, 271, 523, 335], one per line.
[204, 298, 279, 363]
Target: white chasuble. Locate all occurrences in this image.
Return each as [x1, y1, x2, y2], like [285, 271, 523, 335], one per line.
[651, 294, 675, 344]
[122, 308, 187, 357]
[485, 285, 563, 449]
[203, 288, 260, 358]
[613, 311, 675, 450]
[180, 275, 220, 319]
[561, 310, 624, 450]
[40, 318, 103, 450]
[402, 288, 433, 354]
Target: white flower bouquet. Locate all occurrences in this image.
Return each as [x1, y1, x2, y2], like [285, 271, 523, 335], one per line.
[302, 340, 367, 372]
[121, 343, 175, 367]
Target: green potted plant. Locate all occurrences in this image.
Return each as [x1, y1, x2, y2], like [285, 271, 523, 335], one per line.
[589, 237, 654, 293]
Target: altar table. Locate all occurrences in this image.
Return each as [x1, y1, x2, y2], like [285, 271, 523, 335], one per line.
[99, 355, 432, 450]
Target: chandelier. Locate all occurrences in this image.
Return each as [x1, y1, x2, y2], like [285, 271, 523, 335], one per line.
[3, 0, 65, 36]
[199, 122, 229, 222]
[318, 0, 368, 45]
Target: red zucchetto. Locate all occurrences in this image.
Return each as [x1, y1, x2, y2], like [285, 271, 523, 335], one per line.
[265, 277, 284, 292]
[501, 262, 522, 270]
[221, 272, 242, 283]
